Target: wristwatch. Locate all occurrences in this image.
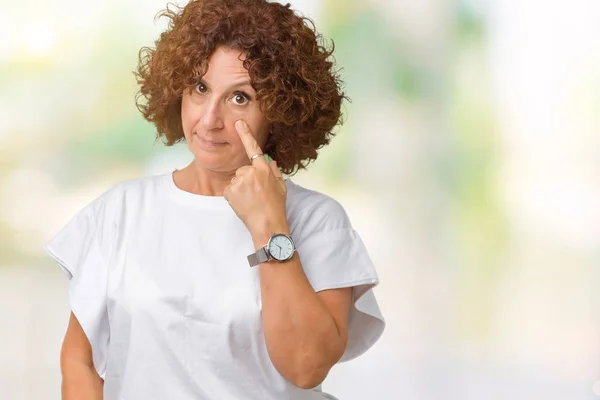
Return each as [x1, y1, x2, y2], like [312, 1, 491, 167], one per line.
[247, 233, 296, 267]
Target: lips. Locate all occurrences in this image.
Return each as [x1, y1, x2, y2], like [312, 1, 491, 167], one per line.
[195, 133, 227, 147]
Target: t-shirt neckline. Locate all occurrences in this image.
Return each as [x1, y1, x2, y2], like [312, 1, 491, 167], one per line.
[163, 167, 295, 210]
[163, 168, 231, 210]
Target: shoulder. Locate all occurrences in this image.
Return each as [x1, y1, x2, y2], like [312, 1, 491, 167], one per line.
[285, 179, 352, 235]
[85, 170, 167, 223]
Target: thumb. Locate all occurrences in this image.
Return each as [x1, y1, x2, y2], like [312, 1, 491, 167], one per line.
[269, 160, 284, 179]
[269, 160, 287, 194]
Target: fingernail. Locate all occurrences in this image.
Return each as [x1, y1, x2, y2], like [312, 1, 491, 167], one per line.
[235, 120, 245, 130]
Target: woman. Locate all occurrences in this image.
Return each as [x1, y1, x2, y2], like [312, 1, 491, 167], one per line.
[44, 0, 385, 399]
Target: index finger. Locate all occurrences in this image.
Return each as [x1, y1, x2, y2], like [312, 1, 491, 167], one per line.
[235, 120, 268, 166]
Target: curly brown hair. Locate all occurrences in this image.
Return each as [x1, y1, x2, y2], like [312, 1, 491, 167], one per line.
[134, 0, 347, 175]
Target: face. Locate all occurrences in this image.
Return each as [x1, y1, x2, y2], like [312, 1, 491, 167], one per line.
[181, 46, 270, 173]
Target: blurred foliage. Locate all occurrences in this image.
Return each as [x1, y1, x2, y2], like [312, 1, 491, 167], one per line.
[448, 2, 508, 339]
[456, 0, 486, 43]
[317, 0, 422, 185]
[325, 2, 422, 100]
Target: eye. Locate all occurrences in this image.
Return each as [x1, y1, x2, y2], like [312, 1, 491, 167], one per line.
[195, 83, 208, 94]
[232, 92, 250, 105]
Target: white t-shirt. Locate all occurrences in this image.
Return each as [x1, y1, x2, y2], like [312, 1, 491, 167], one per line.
[44, 168, 385, 400]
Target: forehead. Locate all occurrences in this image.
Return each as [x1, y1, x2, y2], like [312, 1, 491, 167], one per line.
[203, 46, 249, 81]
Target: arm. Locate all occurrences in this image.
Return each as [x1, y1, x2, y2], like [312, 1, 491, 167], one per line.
[253, 225, 353, 389]
[224, 120, 353, 389]
[61, 312, 104, 400]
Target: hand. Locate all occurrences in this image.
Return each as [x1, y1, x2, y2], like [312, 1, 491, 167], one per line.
[223, 120, 289, 238]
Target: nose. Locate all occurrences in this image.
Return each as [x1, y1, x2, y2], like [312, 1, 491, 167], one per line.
[200, 99, 224, 130]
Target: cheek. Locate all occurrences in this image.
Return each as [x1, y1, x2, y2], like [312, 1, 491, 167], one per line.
[251, 119, 271, 146]
[180, 97, 198, 133]
[237, 108, 270, 140]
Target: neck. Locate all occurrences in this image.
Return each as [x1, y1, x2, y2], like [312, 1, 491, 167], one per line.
[178, 161, 235, 197]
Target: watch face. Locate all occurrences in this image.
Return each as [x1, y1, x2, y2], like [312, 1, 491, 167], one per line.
[268, 234, 295, 261]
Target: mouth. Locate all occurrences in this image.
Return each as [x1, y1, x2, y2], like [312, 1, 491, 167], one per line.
[195, 133, 228, 147]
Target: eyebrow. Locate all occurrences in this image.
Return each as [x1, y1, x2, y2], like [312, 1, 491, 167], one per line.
[200, 79, 254, 93]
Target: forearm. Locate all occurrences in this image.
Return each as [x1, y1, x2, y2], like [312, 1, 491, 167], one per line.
[253, 227, 345, 388]
[61, 361, 103, 400]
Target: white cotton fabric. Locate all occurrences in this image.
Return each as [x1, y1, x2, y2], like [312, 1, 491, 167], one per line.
[44, 168, 385, 400]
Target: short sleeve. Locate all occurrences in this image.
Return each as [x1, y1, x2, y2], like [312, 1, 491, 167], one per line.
[43, 202, 111, 379]
[293, 200, 385, 363]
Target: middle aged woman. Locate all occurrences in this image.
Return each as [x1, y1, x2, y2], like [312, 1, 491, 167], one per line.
[47, 1, 385, 399]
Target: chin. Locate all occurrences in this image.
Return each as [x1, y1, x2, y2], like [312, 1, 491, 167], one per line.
[191, 153, 235, 172]
[192, 153, 222, 167]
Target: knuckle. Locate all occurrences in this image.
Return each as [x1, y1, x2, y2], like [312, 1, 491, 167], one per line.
[236, 166, 250, 176]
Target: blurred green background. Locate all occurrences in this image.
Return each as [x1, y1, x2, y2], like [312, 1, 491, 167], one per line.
[1, 0, 599, 398]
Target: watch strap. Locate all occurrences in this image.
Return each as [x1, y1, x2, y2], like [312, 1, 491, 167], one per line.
[247, 246, 270, 267]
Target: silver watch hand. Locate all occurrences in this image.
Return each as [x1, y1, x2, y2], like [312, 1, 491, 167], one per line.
[273, 243, 282, 258]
